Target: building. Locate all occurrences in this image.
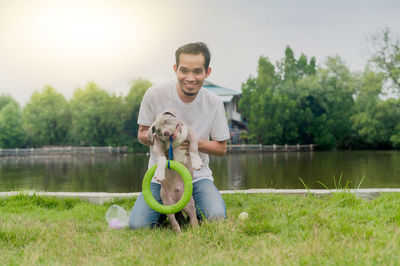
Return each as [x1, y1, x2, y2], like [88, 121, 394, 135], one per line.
[203, 81, 247, 143]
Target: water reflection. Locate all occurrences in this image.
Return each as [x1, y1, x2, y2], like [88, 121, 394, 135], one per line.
[0, 155, 148, 192]
[0, 151, 399, 192]
[212, 151, 400, 190]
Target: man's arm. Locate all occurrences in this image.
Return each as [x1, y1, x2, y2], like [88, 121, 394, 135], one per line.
[139, 124, 227, 155]
[138, 125, 152, 145]
[198, 139, 227, 156]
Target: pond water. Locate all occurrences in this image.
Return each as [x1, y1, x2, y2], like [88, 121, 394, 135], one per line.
[0, 151, 399, 192]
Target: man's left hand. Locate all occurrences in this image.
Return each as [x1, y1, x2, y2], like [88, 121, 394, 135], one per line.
[180, 140, 190, 155]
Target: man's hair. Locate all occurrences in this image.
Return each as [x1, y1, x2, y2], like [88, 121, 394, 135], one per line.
[175, 42, 211, 70]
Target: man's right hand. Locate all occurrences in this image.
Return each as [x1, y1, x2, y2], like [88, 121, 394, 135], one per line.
[138, 125, 153, 145]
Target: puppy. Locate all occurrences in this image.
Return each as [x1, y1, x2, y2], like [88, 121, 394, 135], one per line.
[146, 108, 203, 232]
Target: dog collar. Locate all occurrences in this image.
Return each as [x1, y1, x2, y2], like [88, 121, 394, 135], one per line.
[168, 137, 174, 169]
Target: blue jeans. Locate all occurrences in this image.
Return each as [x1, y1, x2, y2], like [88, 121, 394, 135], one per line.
[129, 179, 226, 229]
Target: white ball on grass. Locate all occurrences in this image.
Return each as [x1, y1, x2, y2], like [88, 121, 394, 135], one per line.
[238, 212, 249, 220]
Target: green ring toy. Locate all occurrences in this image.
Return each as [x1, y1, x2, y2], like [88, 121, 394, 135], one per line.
[142, 161, 193, 214]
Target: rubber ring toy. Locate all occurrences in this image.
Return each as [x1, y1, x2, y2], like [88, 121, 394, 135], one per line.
[142, 161, 193, 214]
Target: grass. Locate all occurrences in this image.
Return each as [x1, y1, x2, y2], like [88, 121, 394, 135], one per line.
[1, 193, 400, 265]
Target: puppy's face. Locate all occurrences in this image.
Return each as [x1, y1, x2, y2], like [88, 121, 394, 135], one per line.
[149, 111, 182, 144]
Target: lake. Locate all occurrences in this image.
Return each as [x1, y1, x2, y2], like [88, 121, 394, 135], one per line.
[0, 150, 399, 192]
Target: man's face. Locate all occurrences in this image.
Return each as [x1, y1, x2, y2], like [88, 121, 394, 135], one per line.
[174, 53, 211, 99]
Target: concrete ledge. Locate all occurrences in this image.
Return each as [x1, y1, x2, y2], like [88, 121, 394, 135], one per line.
[0, 191, 140, 204]
[1, 188, 400, 204]
[220, 188, 400, 200]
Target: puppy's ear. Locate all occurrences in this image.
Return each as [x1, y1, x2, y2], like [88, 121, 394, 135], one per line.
[163, 107, 177, 117]
[146, 125, 155, 144]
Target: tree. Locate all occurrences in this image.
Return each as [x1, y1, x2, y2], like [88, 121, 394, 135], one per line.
[0, 95, 15, 110]
[22, 87, 70, 147]
[351, 70, 400, 148]
[69, 82, 127, 146]
[239, 50, 317, 145]
[0, 96, 25, 148]
[124, 78, 152, 152]
[239, 48, 356, 149]
[293, 76, 335, 147]
[124, 79, 152, 137]
[239, 56, 294, 144]
[316, 56, 356, 148]
[277, 46, 317, 87]
[369, 27, 400, 95]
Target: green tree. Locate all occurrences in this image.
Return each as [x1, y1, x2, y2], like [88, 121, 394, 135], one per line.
[69, 83, 127, 146]
[278, 54, 355, 149]
[378, 99, 400, 148]
[0, 95, 15, 110]
[240, 56, 295, 144]
[369, 27, 400, 93]
[124, 78, 152, 152]
[239, 48, 355, 149]
[22, 87, 70, 147]
[240, 51, 315, 145]
[351, 70, 383, 147]
[292, 76, 335, 147]
[316, 56, 356, 148]
[277, 47, 321, 145]
[277, 46, 317, 87]
[351, 70, 400, 148]
[0, 96, 25, 148]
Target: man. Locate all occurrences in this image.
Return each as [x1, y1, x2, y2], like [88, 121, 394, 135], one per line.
[129, 42, 230, 229]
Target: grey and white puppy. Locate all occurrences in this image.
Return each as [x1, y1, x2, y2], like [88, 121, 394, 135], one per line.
[146, 108, 203, 232]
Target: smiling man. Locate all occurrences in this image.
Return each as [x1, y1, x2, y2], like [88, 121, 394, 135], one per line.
[129, 42, 230, 229]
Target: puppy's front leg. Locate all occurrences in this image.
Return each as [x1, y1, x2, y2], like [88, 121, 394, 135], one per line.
[152, 139, 167, 182]
[186, 128, 203, 170]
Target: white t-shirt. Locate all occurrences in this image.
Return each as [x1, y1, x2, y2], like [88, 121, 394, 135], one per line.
[138, 81, 230, 183]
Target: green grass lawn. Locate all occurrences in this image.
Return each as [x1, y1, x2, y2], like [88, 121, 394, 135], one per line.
[1, 192, 400, 265]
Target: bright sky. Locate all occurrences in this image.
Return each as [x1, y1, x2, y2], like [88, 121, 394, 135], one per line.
[1, 0, 399, 106]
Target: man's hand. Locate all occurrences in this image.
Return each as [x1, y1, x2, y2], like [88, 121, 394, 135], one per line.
[198, 139, 227, 156]
[180, 140, 190, 155]
[181, 139, 227, 156]
[138, 125, 153, 145]
[180, 140, 202, 170]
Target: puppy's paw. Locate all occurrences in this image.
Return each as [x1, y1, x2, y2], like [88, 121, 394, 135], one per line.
[154, 175, 165, 182]
[154, 169, 165, 182]
[190, 153, 203, 170]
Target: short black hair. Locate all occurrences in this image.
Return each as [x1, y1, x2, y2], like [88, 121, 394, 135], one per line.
[175, 42, 211, 70]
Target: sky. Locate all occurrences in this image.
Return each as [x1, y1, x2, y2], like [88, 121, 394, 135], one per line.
[1, 0, 399, 106]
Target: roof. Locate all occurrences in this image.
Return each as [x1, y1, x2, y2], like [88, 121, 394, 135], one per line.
[220, 95, 233, 103]
[203, 81, 241, 96]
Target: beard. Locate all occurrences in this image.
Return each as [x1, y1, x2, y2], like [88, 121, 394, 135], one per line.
[182, 90, 198, 96]
[180, 84, 200, 97]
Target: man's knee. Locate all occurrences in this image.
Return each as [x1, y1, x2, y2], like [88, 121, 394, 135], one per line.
[129, 211, 147, 230]
[193, 179, 226, 221]
[129, 213, 161, 230]
[205, 204, 226, 221]
[196, 201, 226, 221]
[129, 217, 145, 230]
[129, 184, 162, 230]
